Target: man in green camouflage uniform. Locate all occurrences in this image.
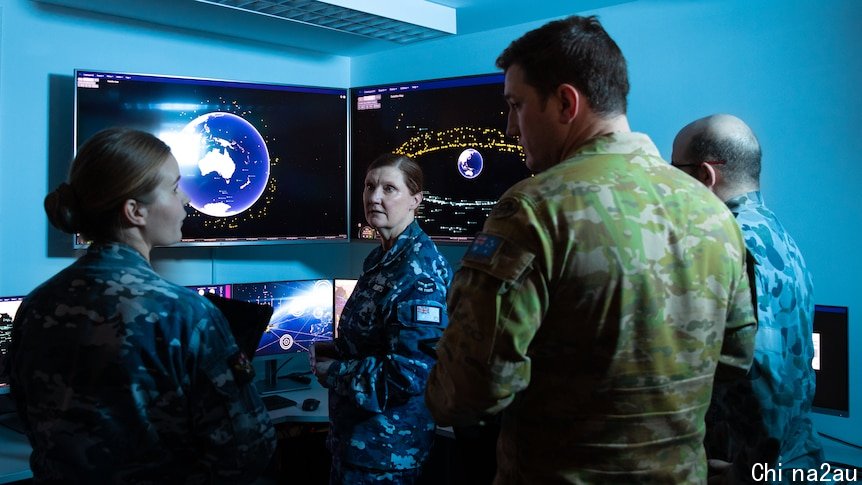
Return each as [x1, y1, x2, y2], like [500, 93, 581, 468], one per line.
[673, 114, 826, 483]
[425, 16, 757, 483]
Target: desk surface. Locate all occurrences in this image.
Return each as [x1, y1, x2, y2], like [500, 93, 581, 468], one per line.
[266, 377, 329, 424]
[0, 414, 32, 483]
[0, 381, 329, 484]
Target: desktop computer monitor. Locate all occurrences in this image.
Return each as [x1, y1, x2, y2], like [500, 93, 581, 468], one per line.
[811, 304, 849, 417]
[231, 279, 334, 394]
[0, 296, 25, 394]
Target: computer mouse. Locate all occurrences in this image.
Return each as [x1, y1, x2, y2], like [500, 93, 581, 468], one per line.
[302, 398, 321, 411]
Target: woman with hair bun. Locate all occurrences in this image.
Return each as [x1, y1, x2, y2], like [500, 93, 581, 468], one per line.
[6, 128, 276, 483]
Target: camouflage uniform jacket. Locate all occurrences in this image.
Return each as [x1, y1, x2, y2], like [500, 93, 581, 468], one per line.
[705, 191, 825, 482]
[325, 220, 452, 472]
[426, 132, 757, 484]
[8, 242, 276, 483]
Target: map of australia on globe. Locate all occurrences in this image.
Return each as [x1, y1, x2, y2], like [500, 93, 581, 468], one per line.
[171, 112, 270, 217]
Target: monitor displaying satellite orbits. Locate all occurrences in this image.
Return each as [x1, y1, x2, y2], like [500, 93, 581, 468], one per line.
[75, 70, 348, 246]
[351, 73, 531, 243]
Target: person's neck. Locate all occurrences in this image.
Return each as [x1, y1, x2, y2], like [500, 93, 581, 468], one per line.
[376, 219, 413, 252]
[717, 183, 760, 203]
[560, 113, 631, 162]
[116, 229, 151, 262]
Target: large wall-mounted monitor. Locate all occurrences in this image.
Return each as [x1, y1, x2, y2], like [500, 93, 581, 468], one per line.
[0, 295, 25, 395]
[75, 70, 348, 246]
[811, 304, 849, 417]
[351, 73, 531, 243]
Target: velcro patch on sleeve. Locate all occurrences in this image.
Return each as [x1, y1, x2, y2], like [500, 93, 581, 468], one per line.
[415, 304, 442, 323]
[462, 232, 535, 284]
[228, 351, 256, 385]
[463, 232, 503, 266]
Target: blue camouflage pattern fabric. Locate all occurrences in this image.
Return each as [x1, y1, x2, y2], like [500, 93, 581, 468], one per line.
[324, 220, 451, 482]
[426, 132, 757, 484]
[7, 242, 276, 483]
[705, 190, 825, 482]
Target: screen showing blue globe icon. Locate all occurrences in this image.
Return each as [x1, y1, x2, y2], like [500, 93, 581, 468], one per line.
[173, 112, 270, 217]
[457, 148, 484, 179]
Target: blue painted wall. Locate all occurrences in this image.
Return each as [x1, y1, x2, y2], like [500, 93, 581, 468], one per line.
[0, 0, 361, 295]
[353, 0, 862, 458]
[1, 0, 859, 462]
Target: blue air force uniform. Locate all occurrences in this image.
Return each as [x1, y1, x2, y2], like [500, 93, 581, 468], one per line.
[7, 242, 276, 483]
[324, 221, 451, 482]
[706, 191, 826, 482]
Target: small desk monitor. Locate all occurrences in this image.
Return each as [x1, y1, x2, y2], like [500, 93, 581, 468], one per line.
[811, 304, 849, 417]
[0, 296, 25, 395]
[231, 279, 334, 394]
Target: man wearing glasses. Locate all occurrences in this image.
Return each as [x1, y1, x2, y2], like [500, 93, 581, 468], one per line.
[673, 114, 826, 483]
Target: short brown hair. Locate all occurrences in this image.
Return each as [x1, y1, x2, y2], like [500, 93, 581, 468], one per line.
[496, 15, 629, 116]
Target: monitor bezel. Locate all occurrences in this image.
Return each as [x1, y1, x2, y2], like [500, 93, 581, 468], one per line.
[349, 72, 528, 245]
[811, 304, 850, 417]
[73, 68, 350, 248]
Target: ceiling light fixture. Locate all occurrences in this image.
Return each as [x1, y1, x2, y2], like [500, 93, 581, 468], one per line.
[194, 0, 457, 44]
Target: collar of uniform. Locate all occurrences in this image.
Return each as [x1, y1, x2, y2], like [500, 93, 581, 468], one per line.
[725, 190, 764, 216]
[566, 132, 661, 162]
[87, 241, 151, 267]
[363, 220, 421, 272]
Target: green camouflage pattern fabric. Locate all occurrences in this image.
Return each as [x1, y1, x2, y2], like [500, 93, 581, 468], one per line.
[426, 132, 757, 484]
[7, 242, 276, 483]
[325, 221, 451, 480]
[705, 190, 826, 483]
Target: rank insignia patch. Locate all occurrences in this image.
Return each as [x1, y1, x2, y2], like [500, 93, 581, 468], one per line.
[415, 276, 436, 293]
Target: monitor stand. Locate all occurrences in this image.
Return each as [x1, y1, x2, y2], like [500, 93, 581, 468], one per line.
[256, 359, 311, 395]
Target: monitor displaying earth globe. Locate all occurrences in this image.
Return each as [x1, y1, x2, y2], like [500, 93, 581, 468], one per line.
[351, 73, 532, 243]
[75, 70, 348, 247]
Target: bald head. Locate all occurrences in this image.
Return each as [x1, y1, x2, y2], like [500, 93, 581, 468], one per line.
[672, 114, 761, 197]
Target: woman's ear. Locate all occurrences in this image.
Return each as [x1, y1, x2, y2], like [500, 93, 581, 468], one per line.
[122, 199, 148, 227]
[411, 191, 423, 211]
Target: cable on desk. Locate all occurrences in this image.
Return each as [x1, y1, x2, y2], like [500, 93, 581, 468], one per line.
[273, 355, 295, 375]
[820, 432, 862, 451]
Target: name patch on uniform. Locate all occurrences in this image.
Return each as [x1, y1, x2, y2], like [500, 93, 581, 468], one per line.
[463, 232, 502, 266]
[228, 351, 255, 385]
[415, 305, 441, 323]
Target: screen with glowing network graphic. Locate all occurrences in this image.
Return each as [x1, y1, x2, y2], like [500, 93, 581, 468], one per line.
[75, 70, 348, 246]
[189, 279, 334, 358]
[351, 73, 532, 242]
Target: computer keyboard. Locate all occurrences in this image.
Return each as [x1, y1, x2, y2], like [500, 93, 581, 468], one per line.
[262, 394, 297, 411]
